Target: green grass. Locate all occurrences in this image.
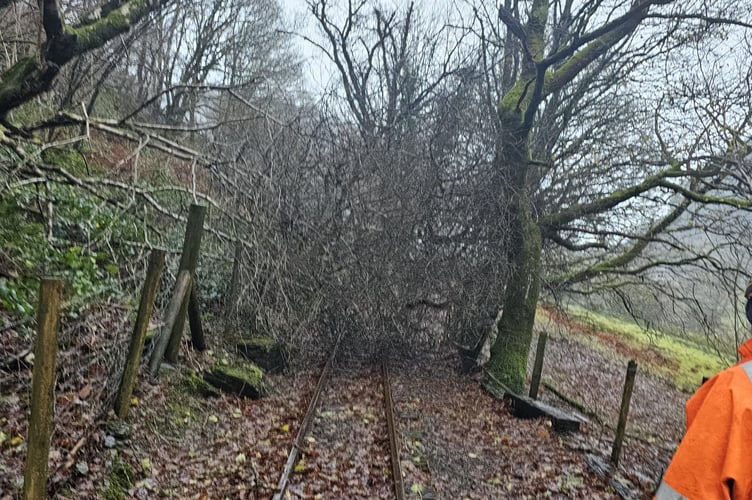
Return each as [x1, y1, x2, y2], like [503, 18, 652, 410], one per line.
[102, 455, 135, 500]
[542, 306, 734, 393]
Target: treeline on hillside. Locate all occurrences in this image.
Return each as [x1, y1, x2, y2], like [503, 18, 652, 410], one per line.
[1, 0, 752, 384]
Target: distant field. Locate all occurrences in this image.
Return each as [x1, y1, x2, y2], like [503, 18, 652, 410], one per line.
[538, 306, 734, 393]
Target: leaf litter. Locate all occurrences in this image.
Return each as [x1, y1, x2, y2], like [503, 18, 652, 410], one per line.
[0, 309, 690, 498]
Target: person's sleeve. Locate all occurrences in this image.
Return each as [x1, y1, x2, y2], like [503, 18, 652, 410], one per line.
[657, 372, 735, 499]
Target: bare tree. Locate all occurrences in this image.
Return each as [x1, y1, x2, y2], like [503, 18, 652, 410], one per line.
[296, 0, 517, 356]
[0, 0, 172, 118]
[464, 0, 752, 391]
[115, 0, 297, 125]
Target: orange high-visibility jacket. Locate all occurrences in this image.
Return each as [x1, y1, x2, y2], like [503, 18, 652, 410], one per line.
[655, 338, 752, 500]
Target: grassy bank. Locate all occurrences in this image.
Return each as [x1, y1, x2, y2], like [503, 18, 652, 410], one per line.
[539, 306, 734, 392]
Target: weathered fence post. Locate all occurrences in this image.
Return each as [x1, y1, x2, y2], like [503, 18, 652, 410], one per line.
[115, 249, 165, 418]
[165, 204, 206, 362]
[529, 331, 548, 399]
[224, 241, 242, 337]
[23, 278, 62, 500]
[611, 359, 637, 466]
[148, 271, 192, 378]
[187, 285, 205, 351]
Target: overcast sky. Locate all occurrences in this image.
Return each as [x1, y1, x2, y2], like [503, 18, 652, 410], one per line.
[276, 0, 459, 93]
[278, 0, 333, 93]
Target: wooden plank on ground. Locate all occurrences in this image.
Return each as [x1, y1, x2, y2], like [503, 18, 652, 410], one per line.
[482, 379, 582, 433]
[504, 392, 582, 433]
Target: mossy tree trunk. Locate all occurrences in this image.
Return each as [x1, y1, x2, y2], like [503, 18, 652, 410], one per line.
[484, 0, 547, 393]
[486, 119, 542, 392]
[487, 188, 541, 392]
[485, 0, 664, 392]
[0, 0, 169, 115]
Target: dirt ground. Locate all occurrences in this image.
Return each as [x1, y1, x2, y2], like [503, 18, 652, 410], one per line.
[0, 310, 689, 499]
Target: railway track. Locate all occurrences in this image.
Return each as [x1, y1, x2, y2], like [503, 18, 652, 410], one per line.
[271, 344, 405, 499]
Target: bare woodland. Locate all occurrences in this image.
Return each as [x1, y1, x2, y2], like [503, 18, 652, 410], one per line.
[2, 0, 752, 396]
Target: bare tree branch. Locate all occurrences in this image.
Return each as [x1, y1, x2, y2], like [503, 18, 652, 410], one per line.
[0, 0, 172, 115]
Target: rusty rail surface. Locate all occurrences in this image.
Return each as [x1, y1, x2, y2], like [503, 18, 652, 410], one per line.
[383, 360, 405, 500]
[272, 341, 405, 500]
[272, 336, 340, 500]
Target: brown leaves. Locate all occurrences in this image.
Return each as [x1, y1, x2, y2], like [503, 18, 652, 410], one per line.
[285, 371, 393, 498]
[391, 357, 618, 499]
[0, 312, 681, 498]
[0, 303, 134, 496]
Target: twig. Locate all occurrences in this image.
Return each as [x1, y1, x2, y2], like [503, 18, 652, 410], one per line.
[62, 436, 88, 470]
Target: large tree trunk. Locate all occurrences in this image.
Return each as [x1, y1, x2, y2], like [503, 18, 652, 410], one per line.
[486, 184, 541, 393]
[485, 117, 542, 391]
[484, 80, 542, 391]
[482, 0, 662, 392]
[479, 0, 548, 392]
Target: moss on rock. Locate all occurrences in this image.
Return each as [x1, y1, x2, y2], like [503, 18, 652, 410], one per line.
[179, 368, 220, 398]
[203, 360, 269, 399]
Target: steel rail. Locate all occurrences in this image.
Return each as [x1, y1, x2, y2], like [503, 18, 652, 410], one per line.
[272, 338, 405, 500]
[272, 335, 341, 500]
[383, 360, 405, 500]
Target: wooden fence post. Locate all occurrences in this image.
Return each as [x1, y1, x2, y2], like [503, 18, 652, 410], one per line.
[611, 360, 637, 466]
[148, 271, 192, 378]
[23, 278, 62, 500]
[224, 241, 242, 337]
[529, 331, 548, 399]
[165, 204, 205, 362]
[187, 285, 205, 351]
[114, 249, 165, 418]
